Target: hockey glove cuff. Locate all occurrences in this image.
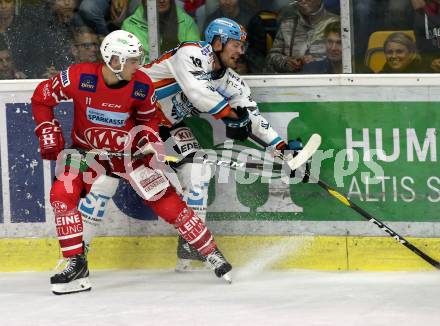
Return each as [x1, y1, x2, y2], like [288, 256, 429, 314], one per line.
[222, 106, 252, 141]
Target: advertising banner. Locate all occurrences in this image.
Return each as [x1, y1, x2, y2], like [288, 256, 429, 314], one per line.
[1, 77, 440, 238]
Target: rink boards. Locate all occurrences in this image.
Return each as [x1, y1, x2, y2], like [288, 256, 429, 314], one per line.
[1, 236, 440, 272]
[1, 75, 440, 271]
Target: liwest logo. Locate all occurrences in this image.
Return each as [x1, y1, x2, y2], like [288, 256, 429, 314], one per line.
[132, 81, 149, 100]
[79, 74, 98, 92]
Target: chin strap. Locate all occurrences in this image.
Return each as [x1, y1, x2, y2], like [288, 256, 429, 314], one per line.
[105, 60, 125, 80]
[212, 41, 227, 71]
[214, 51, 225, 70]
[114, 72, 124, 81]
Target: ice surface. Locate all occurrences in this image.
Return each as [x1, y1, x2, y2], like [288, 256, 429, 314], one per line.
[1, 269, 440, 326]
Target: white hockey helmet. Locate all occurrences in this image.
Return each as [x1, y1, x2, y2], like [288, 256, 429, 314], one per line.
[100, 30, 145, 76]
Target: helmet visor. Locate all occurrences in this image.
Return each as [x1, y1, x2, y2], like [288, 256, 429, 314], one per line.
[130, 46, 146, 68]
[126, 54, 145, 68]
[226, 39, 248, 53]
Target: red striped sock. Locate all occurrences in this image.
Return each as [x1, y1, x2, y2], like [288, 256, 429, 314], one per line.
[175, 208, 216, 256]
[54, 209, 84, 258]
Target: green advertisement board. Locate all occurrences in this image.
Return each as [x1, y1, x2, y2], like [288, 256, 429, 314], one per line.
[185, 101, 440, 223]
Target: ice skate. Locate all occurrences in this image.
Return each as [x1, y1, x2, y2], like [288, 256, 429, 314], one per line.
[205, 249, 232, 283]
[175, 235, 209, 272]
[50, 253, 91, 295]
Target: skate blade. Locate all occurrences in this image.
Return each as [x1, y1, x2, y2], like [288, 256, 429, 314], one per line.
[175, 259, 210, 273]
[52, 277, 92, 295]
[222, 272, 232, 284]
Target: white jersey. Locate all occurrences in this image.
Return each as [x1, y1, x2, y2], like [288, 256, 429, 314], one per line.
[139, 41, 284, 148]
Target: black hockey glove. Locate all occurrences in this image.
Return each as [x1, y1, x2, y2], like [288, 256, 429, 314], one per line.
[222, 107, 252, 141]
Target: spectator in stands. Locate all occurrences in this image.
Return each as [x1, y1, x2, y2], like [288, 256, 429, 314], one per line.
[79, 0, 140, 37]
[254, 0, 290, 11]
[203, 0, 255, 31]
[0, 0, 17, 34]
[179, 0, 205, 17]
[413, 0, 440, 72]
[244, 0, 296, 73]
[192, 0, 216, 31]
[71, 26, 100, 63]
[386, 1, 417, 30]
[45, 0, 84, 76]
[0, 33, 25, 79]
[301, 20, 342, 74]
[245, 10, 278, 73]
[122, 0, 200, 60]
[13, 0, 85, 78]
[324, 0, 340, 15]
[51, 0, 83, 25]
[266, 0, 339, 73]
[0, 0, 22, 65]
[378, 32, 429, 73]
[352, 0, 419, 72]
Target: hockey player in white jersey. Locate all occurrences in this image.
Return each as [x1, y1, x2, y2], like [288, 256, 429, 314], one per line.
[79, 18, 315, 272]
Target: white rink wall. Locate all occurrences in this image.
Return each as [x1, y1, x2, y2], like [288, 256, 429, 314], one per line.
[1, 75, 440, 239]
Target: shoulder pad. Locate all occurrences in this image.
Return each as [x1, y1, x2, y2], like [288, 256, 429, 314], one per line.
[178, 41, 213, 57]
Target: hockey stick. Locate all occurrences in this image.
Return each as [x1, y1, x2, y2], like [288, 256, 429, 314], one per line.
[71, 148, 267, 171]
[70, 148, 180, 163]
[172, 134, 321, 172]
[250, 133, 322, 171]
[314, 179, 440, 269]
[73, 143, 440, 267]
[248, 134, 440, 269]
[71, 133, 323, 172]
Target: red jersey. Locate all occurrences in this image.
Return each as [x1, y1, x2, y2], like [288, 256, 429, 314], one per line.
[32, 62, 159, 153]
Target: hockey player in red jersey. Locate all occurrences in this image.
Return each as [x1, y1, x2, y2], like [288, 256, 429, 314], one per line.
[31, 30, 232, 295]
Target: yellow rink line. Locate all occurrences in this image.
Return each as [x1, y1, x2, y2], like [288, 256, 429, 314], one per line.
[1, 236, 440, 272]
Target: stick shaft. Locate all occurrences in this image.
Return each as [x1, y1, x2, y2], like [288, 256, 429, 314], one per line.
[249, 133, 440, 269]
[76, 144, 440, 268]
[315, 178, 440, 269]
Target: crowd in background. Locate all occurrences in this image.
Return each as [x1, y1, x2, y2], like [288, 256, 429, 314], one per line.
[1, 0, 440, 80]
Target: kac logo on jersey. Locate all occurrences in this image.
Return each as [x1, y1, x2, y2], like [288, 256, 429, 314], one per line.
[84, 127, 131, 151]
[79, 74, 98, 92]
[132, 81, 149, 100]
